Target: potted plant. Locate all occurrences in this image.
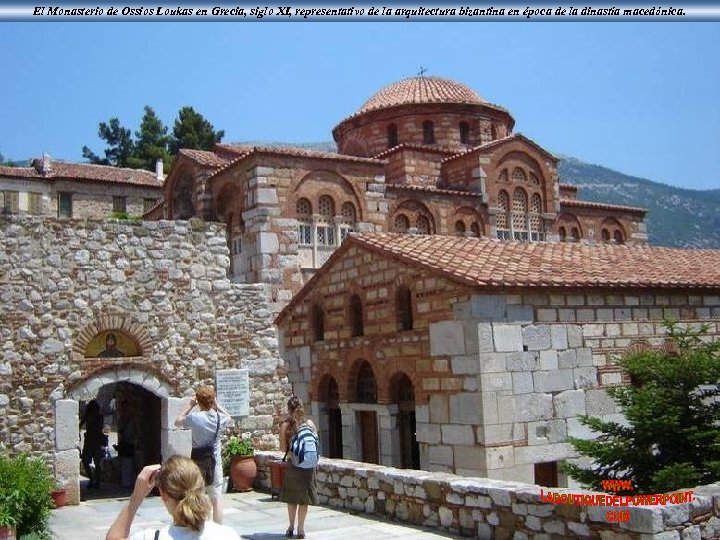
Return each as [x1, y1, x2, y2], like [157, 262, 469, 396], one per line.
[0, 490, 21, 540]
[222, 436, 256, 492]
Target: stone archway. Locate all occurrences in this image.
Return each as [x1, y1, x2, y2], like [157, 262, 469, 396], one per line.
[54, 367, 190, 504]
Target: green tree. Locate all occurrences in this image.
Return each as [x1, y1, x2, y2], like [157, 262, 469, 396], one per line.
[126, 105, 171, 171]
[564, 321, 720, 494]
[169, 106, 224, 154]
[82, 117, 134, 167]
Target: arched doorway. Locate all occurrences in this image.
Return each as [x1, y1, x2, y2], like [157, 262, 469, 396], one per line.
[355, 361, 378, 464]
[318, 375, 343, 459]
[390, 373, 419, 469]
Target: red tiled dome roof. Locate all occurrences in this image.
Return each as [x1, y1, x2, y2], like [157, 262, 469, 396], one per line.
[358, 76, 486, 114]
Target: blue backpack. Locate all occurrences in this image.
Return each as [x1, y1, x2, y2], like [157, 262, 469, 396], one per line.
[289, 423, 319, 468]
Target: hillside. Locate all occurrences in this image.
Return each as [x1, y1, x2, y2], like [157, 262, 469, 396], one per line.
[558, 158, 720, 248]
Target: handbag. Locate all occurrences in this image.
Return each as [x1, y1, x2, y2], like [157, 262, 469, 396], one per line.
[191, 412, 220, 486]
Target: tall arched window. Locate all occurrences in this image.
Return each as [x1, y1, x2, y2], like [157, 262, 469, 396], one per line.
[356, 361, 377, 403]
[296, 198, 312, 245]
[614, 229, 625, 244]
[394, 214, 410, 233]
[416, 215, 430, 235]
[601, 229, 611, 242]
[470, 221, 481, 237]
[396, 286, 413, 331]
[387, 123, 398, 148]
[571, 227, 580, 241]
[529, 172, 541, 185]
[422, 120, 435, 144]
[459, 122, 470, 144]
[317, 195, 335, 246]
[559, 227, 567, 242]
[529, 193, 543, 241]
[312, 304, 325, 342]
[350, 294, 364, 337]
[498, 170, 508, 183]
[496, 190, 510, 240]
[454, 221, 466, 236]
[512, 188, 529, 241]
[340, 202, 356, 242]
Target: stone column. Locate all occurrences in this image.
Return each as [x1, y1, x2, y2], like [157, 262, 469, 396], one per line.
[339, 404, 358, 461]
[161, 397, 192, 461]
[54, 399, 80, 504]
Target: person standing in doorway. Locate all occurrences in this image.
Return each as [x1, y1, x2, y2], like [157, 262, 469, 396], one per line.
[279, 396, 319, 539]
[175, 386, 232, 524]
[80, 399, 105, 489]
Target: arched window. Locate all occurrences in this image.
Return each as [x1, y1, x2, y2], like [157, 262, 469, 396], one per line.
[296, 198, 312, 245]
[614, 229, 625, 244]
[559, 227, 567, 242]
[529, 172, 541, 185]
[350, 294, 364, 337]
[470, 221, 481, 237]
[455, 221, 466, 236]
[394, 214, 410, 233]
[512, 188, 529, 241]
[571, 227, 580, 241]
[512, 167, 527, 183]
[387, 123, 398, 148]
[498, 170, 508, 183]
[356, 361, 377, 403]
[317, 195, 335, 246]
[312, 304, 325, 342]
[496, 190, 510, 240]
[422, 120, 435, 144]
[459, 122, 470, 144]
[601, 229, 611, 242]
[340, 202, 356, 242]
[396, 286, 413, 331]
[529, 193, 543, 241]
[416, 215, 430, 235]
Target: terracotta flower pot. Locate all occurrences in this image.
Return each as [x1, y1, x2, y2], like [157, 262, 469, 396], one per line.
[51, 488, 67, 508]
[229, 455, 257, 492]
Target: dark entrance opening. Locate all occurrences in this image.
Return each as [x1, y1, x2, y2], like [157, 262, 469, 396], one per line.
[391, 373, 419, 469]
[79, 381, 161, 499]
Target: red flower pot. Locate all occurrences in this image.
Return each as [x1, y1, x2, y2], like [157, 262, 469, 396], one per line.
[229, 456, 257, 492]
[51, 488, 67, 508]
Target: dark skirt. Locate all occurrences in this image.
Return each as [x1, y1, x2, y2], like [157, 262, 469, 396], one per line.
[279, 463, 317, 505]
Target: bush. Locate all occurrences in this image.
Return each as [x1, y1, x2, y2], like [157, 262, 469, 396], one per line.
[0, 454, 55, 537]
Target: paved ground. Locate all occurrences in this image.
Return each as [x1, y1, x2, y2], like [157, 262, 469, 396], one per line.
[50, 489, 466, 540]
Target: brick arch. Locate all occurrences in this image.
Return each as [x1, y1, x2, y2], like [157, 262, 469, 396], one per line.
[73, 316, 153, 358]
[66, 363, 175, 402]
[291, 170, 364, 221]
[600, 217, 626, 243]
[345, 357, 378, 403]
[316, 372, 342, 404]
[393, 199, 436, 234]
[556, 213, 583, 241]
[453, 206, 485, 235]
[387, 370, 419, 404]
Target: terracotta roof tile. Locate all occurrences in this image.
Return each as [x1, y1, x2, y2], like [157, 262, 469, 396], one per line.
[207, 145, 384, 182]
[277, 234, 720, 324]
[373, 143, 459, 159]
[561, 199, 646, 214]
[352, 233, 718, 289]
[386, 184, 482, 198]
[441, 134, 558, 164]
[0, 160, 162, 187]
[359, 76, 486, 114]
[178, 149, 229, 168]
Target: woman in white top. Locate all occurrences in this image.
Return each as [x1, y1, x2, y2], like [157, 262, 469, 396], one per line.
[106, 455, 240, 540]
[175, 385, 232, 524]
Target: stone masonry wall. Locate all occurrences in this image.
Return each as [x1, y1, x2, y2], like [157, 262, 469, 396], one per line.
[255, 452, 720, 539]
[0, 216, 288, 500]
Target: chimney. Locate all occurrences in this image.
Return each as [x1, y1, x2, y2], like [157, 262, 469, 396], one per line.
[40, 153, 52, 175]
[155, 158, 164, 180]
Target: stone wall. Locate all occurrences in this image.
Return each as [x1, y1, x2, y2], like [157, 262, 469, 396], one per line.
[254, 452, 720, 539]
[0, 216, 288, 502]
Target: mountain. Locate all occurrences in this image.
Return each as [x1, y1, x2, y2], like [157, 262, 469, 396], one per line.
[558, 157, 720, 248]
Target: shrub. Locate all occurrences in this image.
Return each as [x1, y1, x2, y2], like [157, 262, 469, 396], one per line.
[0, 454, 55, 537]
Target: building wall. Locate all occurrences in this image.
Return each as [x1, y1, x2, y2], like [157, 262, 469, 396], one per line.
[278, 245, 720, 483]
[0, 216, 287, 502]
[1, 176, 161, 219]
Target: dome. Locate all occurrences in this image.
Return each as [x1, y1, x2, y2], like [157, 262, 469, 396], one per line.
[358, 76, 486, 114]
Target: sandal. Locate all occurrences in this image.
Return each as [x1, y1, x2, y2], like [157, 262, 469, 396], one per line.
[285, 527, 294, 538]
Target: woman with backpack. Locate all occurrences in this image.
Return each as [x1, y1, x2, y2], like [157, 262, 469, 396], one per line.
[279, 396, 319, 539]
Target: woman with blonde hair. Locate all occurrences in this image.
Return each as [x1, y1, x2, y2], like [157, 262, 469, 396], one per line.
[175, 385, 232, 524]
[106, 455, 240, 540]
[279, 396, 319, 539]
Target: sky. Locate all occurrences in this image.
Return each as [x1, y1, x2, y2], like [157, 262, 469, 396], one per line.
[0, 22, 718, 191]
